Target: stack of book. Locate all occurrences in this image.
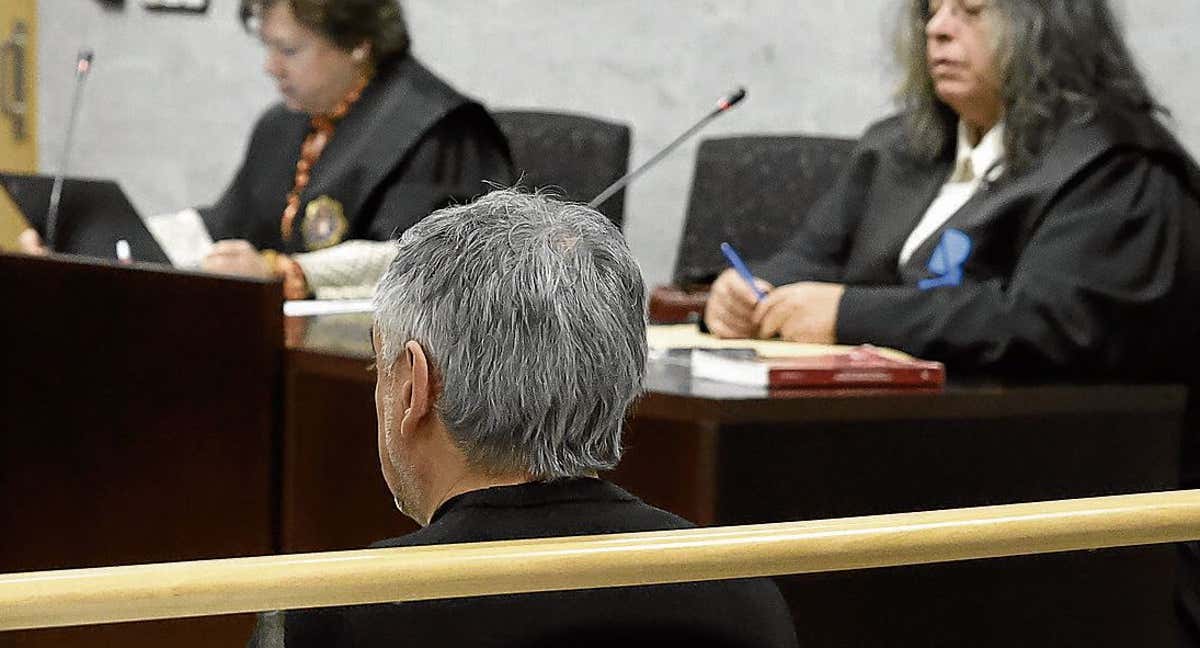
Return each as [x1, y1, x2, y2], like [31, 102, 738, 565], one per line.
[647, 324, 945, 389]
[689, 346, 945, 388]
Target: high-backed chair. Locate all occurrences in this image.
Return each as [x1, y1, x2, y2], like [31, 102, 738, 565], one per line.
[493, 110, 632, 229]
[673, 134, 857, 285]
[652, 134, 857, 323]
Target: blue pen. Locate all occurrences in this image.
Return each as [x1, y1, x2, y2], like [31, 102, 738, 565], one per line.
[720, 242, 766, 302]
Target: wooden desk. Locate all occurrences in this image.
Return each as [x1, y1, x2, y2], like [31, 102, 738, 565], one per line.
[1, 254, 282, 648]
[282, 314, 1187, 647]
[625, 360, 1184, 647]
[627, 359, 1183, 524]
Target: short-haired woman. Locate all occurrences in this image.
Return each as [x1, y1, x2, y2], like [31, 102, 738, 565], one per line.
[20, 0, 512, 300]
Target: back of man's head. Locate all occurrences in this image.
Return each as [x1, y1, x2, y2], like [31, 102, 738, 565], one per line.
[373, 189, 647, 480]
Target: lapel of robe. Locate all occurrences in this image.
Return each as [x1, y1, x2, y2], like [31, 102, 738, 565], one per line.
[298, 56, 467, 245]
[897, 171, 1008, 283]
[894, 114, 1137, 283]
[843, 151, 950, 284]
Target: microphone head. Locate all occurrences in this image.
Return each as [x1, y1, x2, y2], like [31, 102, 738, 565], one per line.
[77, 49, 94, 74]
[716, 87, 747, 112]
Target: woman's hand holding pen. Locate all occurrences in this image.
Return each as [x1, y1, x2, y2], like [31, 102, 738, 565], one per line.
[705, 239, 844, 343]
[705, 268, 845, 344]
[704, 268, 774, 338]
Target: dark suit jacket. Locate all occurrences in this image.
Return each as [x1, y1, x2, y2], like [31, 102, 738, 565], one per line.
[753, 109, 1200, 382]
[201, 56, 512, 254]
[248, 479, 799, 648]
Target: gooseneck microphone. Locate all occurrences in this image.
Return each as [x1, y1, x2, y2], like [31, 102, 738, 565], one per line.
[44, 48, 94, 251]
[589, 87, 747, 210]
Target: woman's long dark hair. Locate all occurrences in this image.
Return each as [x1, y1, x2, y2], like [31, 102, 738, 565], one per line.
[896, 0, 1164, 174]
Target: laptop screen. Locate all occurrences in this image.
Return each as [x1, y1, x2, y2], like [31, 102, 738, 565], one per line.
[0, 173, 170, 264]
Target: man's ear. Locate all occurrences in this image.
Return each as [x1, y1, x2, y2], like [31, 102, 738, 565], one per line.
[401, 340, 433, 429]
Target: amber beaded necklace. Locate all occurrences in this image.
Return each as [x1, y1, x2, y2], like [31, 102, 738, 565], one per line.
[281, 73, 372, 241]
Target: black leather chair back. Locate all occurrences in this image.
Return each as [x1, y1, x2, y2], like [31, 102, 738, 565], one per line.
[672, 134, 856, 285]
[493, 110, 632, 229]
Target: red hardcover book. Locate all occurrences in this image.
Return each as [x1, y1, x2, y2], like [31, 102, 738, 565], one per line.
[690, 346, 946, 388]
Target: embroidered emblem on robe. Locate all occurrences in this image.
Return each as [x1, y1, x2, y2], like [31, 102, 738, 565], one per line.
[302, 195, 349, 251]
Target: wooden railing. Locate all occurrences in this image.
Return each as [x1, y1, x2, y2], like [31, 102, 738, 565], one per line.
[3, 489, 1198, 632]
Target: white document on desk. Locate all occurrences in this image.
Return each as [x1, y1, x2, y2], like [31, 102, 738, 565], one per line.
[144, 208, 213, 269]
[646, 324, 914, 360]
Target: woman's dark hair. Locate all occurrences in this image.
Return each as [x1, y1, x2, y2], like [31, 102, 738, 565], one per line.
[896, 0, 1164, 174]
[240, 0, 410, 66]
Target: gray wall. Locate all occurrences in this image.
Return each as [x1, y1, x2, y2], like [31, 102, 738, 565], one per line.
[37, 0, 1200, 287]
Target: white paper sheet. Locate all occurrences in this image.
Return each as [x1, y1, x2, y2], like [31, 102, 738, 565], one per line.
[144, 208, 213, 269]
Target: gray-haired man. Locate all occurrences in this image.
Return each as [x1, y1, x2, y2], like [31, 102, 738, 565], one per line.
[251, 190, 798, 647]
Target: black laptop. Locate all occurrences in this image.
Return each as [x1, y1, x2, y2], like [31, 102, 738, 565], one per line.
[0, 172, 170, 264]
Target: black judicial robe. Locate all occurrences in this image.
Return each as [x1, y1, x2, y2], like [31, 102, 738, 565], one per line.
[753, 109, 1200, 382]
[248, 479, 799, 648]
[201, 56, 512, 254]
[753, 111, 1200, 644]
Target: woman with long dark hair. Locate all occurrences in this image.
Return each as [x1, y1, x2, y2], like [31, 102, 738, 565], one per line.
[706, 0, 1200, 381]
[706, 3, 1200, 641]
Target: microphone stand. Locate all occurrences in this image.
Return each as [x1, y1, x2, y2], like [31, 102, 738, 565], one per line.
[45, 49, 93, 252]
[589, 87, 747, 211]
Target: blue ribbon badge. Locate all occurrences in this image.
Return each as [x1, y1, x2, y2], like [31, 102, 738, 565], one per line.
[917, 228, 972, 290]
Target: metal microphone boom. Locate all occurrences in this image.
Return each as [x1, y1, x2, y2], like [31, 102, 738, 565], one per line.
[44, 49, 94, 251]
[588, 87, 747, 211]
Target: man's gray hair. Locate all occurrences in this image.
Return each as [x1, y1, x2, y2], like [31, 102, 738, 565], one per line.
[373, 189, 647, 479]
